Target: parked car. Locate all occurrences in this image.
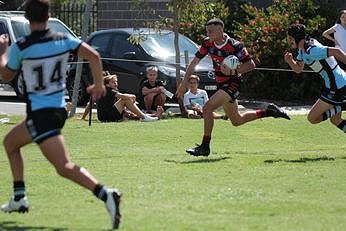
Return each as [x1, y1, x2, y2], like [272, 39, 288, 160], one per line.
[0, 11, 78, 98]
[67, 28, 216, 105]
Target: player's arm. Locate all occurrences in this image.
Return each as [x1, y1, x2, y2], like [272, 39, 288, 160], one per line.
[176, 57, 200, 98]
[322, 27, 336, 44]
[229, 44, 255, 76]
[284, 51, 304, 73]
[328, 47, 346, 65]
[0, 60, 16, 81]
[0, 34, 17, 81]
[237, 58, 255, 75]
[78, 42, 105, 99]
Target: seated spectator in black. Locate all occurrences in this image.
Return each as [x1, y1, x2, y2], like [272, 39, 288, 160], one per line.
[141, 66, 166, 113]
[96, 71, 163, 122]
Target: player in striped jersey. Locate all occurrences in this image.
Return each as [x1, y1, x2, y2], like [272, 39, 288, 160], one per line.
[285, 23, 346, 134]
[177, 18, 290, 157]
[0, 0, 121, 229]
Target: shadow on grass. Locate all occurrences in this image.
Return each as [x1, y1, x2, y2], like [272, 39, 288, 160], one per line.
[0, 221, 68, 231]
[165, 156, 230, 164]
[264, 155, 335, 163]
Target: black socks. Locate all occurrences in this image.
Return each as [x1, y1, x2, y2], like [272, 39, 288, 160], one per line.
[13, 181, 26, 201]
[93, 184, 108, 202]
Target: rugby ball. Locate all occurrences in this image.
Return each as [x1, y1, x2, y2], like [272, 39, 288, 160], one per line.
[222, 55, 240, 70]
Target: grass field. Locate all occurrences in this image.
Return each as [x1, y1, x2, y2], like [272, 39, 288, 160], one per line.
[0, 114, 346, 231]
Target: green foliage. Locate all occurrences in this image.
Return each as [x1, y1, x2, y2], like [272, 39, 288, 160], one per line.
[168, 0, 229, 43]
[127, 0, 171, 45]
[126, 0, 342, 101]
[0, 0, 22, 10]
[51, 0, 86, 6]
[223, 0, 249, 37]
[233, 0, 328, 67]
[231, 0, 329, 101]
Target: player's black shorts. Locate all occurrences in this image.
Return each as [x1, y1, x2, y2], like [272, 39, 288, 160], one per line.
[320, 86, 346, 106]
[26, 108, 67, 144]
[217, 77, 242, 102]
[97, 105, 123, 122]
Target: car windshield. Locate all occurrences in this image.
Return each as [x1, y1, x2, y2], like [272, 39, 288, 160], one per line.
[11, 20, 75, 39]
[140, 31, 199, 60]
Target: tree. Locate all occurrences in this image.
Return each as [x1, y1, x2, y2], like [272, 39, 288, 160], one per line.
[0, 0, 22, 10]
[230, 0, 330, 102]
[169, 0, 228, 44]
[51, 0, 85, 5]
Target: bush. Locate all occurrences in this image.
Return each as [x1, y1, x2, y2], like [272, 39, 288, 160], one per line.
[170, 0, 229, 44]
[232, 0, 329, 102]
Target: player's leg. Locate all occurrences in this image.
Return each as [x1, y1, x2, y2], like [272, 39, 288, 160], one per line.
[39, 135, 122, 229]
[223, 101, 290, 126]
[307, 99, 336, 124]
[1, 120, 32, 213]
[203, 89, 230, 135]
[186, 89, 228, 156]
[223, 100, 258, 126]
[331, 111, 346, 133]
[39, 135, 99, 190]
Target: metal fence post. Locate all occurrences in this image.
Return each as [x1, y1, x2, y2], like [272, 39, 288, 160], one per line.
[69, 0, 92, 117]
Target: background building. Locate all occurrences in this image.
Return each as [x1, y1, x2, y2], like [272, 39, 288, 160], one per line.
[97, 0, 170, 29]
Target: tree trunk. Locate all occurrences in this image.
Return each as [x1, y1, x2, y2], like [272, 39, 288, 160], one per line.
[172, 0, 187, 117]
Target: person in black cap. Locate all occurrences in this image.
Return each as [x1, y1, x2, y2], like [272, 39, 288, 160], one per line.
[284, 23, 346, 133]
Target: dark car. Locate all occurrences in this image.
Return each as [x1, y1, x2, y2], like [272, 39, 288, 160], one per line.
[67, 28, 216, 105]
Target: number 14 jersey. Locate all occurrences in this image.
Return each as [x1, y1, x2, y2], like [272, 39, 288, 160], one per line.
[6, 29, 81, 112]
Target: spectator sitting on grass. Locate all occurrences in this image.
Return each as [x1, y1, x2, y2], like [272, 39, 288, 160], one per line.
[141, 66, 166, 113]
[183, 75, 223, 119]
[90, 71, 163, 122]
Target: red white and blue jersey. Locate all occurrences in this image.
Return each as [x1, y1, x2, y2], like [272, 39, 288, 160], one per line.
[195, 33, 251, 84]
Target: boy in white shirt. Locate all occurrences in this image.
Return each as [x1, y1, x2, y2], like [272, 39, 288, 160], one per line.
[183, 75, 221, 119]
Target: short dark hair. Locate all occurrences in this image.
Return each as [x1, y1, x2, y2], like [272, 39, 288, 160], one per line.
[287, 23, 306, 42]
[24, 0, 49, 23]
[206, 18, 224, 28]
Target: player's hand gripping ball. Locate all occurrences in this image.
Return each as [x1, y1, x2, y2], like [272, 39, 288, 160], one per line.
[222, 55, 239, 70]
[221, 55, 239, 76]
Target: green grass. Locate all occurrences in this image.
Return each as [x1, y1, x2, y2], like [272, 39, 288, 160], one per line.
[1, 114, 346, 230]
